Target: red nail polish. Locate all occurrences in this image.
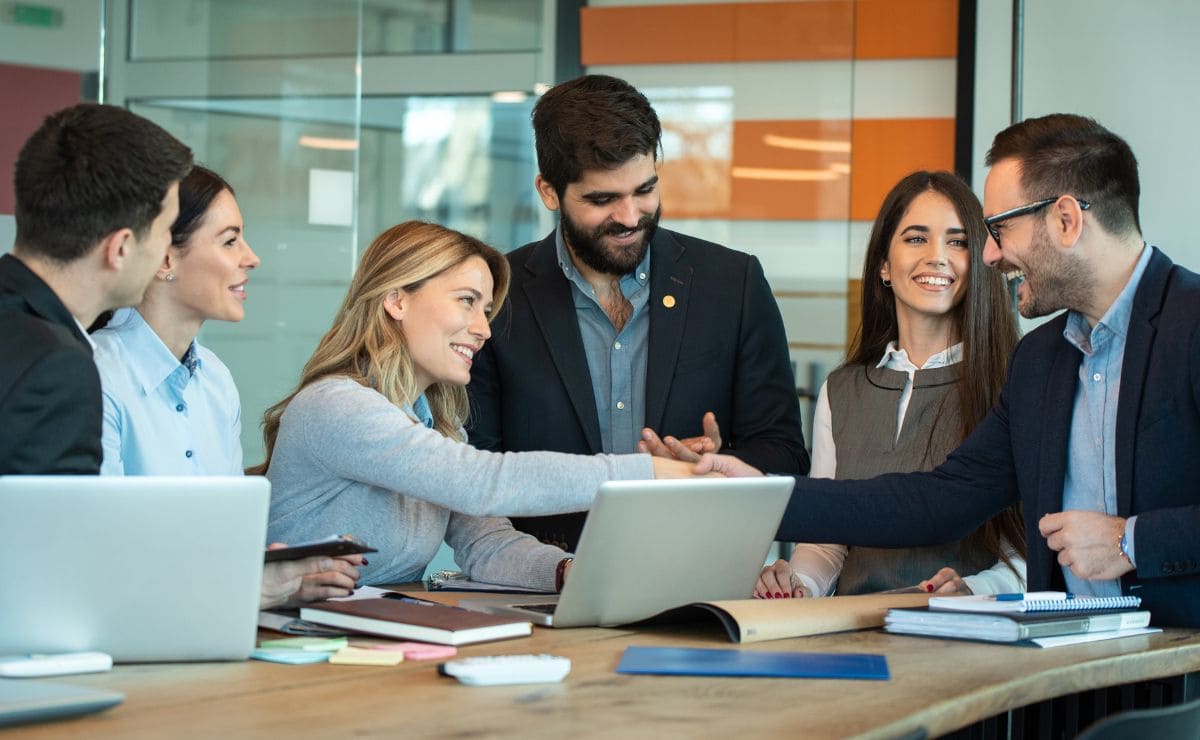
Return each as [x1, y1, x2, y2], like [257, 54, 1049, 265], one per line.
[765, 592, 773, 599]
[774, 592, 783, 599]
[925, 584, 934, 592]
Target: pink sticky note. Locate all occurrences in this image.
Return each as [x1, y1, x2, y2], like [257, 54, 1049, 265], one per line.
[368, 642, 458, 660]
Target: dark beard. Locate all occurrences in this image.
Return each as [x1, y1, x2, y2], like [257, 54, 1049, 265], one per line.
[561, 205, 660, 276]
[1017, 220, 1094, 319]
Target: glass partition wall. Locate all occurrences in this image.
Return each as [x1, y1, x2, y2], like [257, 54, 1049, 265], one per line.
[105, 0, 551, 468]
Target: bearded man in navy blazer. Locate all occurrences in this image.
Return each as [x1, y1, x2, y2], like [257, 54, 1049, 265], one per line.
[0, 105, 192, 474]
[702, 114, 1200, 627]
[467, 75, 809, 550]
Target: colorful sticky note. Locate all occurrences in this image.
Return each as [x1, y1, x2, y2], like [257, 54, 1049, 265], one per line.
[329, 647, 405, 666]
[368, 642, 458, 660]
[259, 637, 349, 652]
[250, 648, 331, 665]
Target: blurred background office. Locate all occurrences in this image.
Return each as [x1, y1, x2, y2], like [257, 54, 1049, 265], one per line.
[2, 1, 1198, 567]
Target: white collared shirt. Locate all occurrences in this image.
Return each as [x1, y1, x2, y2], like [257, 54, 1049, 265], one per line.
[810, 341, 963, 479]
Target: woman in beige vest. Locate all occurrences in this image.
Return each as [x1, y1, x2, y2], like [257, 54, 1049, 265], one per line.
[756, 171, 1026, 598]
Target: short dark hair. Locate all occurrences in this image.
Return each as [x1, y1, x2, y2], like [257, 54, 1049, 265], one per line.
[532, 74, 661, 195]
[172, 165, 234, 251]
[986, 114, 1140, 236]
[14, 103, 193, 263]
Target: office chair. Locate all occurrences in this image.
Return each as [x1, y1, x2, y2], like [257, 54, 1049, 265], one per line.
[1076, 696, 1200, 740]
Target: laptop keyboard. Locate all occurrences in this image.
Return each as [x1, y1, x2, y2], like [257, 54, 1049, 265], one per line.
[518, 603, 558, 615]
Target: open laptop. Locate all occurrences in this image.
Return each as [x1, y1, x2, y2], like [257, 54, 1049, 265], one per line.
[466, 476, 794, 627]
[0, 476, 268, 662]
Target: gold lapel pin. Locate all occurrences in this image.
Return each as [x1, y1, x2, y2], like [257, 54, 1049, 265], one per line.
[662, 295, 676, 309]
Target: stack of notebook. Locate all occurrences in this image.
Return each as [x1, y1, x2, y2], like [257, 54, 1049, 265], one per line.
[884, 592, 1154, 646]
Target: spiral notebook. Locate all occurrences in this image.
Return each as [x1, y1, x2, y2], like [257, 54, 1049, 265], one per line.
[929, 591, 1141, 614]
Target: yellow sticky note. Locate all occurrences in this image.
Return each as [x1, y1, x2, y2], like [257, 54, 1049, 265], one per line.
[329, 647, 405, 666]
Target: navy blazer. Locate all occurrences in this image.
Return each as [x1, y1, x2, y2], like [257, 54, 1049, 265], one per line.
[778, 247, 1200, 627]
[0, 253, 103, 474]
[467, 227, 809, 549]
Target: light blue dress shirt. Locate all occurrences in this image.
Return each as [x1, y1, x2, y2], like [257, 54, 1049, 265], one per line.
[1060, 244, 1151, 596]
[555, 226, 651, 454]
[92, 308, 243, 476]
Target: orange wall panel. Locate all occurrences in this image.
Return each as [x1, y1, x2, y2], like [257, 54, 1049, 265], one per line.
[730, 120, 852, 221]
[580, 4, 736, 65]
[580, 1, 956, 65]
[581, 2, 854, 65]
[732, 2, 852, 62]
[854, 0, 958, 59]
[849, 118, 955, 221]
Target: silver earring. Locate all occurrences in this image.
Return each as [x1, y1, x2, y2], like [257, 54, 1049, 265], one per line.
[881, 277, 892, 288]
[165, 272, 176, 282]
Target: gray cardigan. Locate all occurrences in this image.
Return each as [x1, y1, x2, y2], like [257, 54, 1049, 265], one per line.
[266, 377, 653, 589]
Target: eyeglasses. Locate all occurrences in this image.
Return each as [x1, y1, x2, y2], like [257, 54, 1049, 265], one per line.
[984, 196, 1091, 244]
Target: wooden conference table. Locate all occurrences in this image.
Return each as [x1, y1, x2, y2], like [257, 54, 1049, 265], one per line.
[7, 607, 1200, 739]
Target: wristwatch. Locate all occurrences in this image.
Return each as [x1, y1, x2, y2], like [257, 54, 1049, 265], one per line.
[1119, 532, 1132, 563]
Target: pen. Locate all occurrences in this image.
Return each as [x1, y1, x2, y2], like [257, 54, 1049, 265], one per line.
[381, 592, 438, 606]
[994, 592, 1074, 601]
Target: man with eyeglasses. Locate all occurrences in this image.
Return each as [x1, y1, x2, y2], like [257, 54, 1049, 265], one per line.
[699, 114, 1200, 627]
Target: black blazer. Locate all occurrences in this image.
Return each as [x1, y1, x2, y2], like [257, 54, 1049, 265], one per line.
[779, 247, 1200, 627]
[467, 228, 809, 549]
[0, 253, 103, 474]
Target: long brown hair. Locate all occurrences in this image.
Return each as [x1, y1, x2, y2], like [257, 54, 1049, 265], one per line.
[249, 221, 510, 475]
[848, 170, 1026, 569]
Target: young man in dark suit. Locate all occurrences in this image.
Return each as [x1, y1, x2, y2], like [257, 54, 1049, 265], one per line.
[467, 75, 809, 550]
[0, 104, 193, 474]
[701, 114, 1200, 627]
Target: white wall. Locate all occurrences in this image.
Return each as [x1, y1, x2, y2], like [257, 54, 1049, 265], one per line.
[0, 0, 100, 72]
[973, 0, 1200, 271]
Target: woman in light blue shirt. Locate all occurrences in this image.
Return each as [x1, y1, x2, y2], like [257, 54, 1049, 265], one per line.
[92, 166, 360, 607]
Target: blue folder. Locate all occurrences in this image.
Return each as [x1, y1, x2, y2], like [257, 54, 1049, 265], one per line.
[616, 646, 890, 680]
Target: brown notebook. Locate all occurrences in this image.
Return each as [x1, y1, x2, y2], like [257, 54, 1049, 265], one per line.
[299, 597, 532, 646]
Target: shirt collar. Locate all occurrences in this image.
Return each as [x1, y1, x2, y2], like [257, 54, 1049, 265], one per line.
[1063, 243, 1152, 353]
[554, 224, 652, 291]
[74, 317, 98, 350]
[110, 307, 201, 393]
[407, 393, 435, 429]
[876, 340, 963, 371]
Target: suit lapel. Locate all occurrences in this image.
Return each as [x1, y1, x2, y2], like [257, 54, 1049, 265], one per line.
[644, 230, 693, 432]
[1114, 248, 1170, 516]
[1036, 337, 1080, 519]
[522, 234, 603, 453]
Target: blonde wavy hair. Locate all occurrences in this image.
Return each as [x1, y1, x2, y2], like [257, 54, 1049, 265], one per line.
[249, 221, 510, 475]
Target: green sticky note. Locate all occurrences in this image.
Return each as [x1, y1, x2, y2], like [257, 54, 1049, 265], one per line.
[250, 648, 331, 665]
[259, 636, 348, 652]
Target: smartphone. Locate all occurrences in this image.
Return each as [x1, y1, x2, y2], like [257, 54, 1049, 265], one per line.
[263, 534, 377, 562]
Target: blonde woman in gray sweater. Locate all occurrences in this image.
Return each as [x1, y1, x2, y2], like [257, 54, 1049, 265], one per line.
[256, 221, 694, 591]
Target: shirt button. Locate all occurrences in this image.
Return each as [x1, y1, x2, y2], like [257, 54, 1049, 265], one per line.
[616, 401, 625, 410]
[175, 403, 185, 412]
[185, 450, 193, 458]
[1093, 373, 1102, 381]
[638, 272, 647, 280]
[614, 341, 622, 350]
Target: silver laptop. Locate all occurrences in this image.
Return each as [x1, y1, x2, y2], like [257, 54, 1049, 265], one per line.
[0, 476, 268, 662]
[467, 476, 794, 627]
[0, 679, 123, 728]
